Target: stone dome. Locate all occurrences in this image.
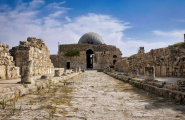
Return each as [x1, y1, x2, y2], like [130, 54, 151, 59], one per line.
[78, 32, 104, 45]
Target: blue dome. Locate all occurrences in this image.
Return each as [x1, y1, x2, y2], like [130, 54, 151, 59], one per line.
[78, 32, 104, 45]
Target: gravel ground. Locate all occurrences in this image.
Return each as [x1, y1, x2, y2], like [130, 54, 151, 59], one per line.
[0, 70, 185, 120]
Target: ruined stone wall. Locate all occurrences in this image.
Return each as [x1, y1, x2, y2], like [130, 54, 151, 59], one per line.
[114, 59, 129, 72]
[10, 37, 54, 76]
[0, 42, 20, 80]
[51, 44, 122, 69]
[114, 43, 185, 77]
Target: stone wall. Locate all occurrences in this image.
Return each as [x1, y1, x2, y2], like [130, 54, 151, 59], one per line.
[0, 42, 20, 80]
[10, 37, 54, 76]
[114, 42, 185, 77]
[114, 59, 129, 72]
[51, 43, 122, 69]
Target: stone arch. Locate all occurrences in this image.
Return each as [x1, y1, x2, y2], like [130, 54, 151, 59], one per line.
[113, 55, 117, 58]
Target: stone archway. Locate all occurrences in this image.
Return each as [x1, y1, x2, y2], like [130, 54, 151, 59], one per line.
[86, 49, 93, 68]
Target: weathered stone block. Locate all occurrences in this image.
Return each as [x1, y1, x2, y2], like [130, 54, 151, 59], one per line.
[145, 66, 155, 80]
[175, 92, 182, 103]
[55, 70, 61, 77]
[131, 69, 139, 78]
[162, 88, 170, 98]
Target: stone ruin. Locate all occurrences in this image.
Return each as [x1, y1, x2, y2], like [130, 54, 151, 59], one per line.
[0, 42, 20, 80]
[114, 35, 185, 78]
[9, 37, 54, 76]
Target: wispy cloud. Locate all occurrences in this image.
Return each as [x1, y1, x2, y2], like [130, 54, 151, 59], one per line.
[152, 30, 185, 38]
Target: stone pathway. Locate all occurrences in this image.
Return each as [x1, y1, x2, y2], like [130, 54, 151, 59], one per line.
[0, 70, 185, 119]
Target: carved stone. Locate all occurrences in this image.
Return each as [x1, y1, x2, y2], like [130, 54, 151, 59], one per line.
[145, 66, 155, 80]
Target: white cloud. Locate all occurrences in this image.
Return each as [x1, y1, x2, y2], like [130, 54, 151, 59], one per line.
[153, 30, 185, 38]
[65, 16, 71, 22]
[0, 0, 176, 57]
[28, 0, 45, 10]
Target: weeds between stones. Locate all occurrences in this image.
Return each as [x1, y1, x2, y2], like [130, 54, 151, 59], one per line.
[22, 83, 27, 88]
[1, 99, 6, 109]
[10, 101, 15, 115]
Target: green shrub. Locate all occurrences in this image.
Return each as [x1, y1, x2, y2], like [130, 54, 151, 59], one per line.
[64, 48, 80, 57]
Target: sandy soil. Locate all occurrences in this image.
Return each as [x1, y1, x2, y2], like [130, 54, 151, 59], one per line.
[0, 70, 185, 120]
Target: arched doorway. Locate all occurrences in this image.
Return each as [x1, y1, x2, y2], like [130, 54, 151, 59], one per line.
[86, 49, 93, 68]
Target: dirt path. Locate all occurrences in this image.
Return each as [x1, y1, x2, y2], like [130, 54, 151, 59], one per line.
[0, 70, 185, 120]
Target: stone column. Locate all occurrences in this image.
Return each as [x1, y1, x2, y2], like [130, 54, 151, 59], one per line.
[55, 70, 61, 77]
[144, 66, 155, 80]
[131, 69, 139, 78]
[62, 68, 67, 76]
[74, 68, 77, 73]
[77, 67, 81, 72]
[21, 60, 33, 84]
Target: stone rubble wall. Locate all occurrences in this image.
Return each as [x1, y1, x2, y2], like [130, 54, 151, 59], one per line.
[51, 44, 122, 69]
[9, 37, 54, 76]
[105, 71, 185, 103]
[0, 42, 20, 80]
[114, 43, 185, 77]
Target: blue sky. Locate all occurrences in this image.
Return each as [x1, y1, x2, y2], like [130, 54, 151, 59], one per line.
[0, 0, 185, 57]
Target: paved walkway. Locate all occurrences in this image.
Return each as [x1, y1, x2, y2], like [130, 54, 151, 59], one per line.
[0, 75, 50, 88]
[0, 70, 185, 119]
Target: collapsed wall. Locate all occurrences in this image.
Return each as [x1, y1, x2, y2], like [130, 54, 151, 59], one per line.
[0, 42, 20, 80]
[10, 37, 54, 76]
[115, 42, 185, 77]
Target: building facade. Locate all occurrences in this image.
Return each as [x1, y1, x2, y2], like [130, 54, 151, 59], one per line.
[51, 32, 122, 69]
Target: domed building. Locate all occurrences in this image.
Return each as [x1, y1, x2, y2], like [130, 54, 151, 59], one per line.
[50, 32, 122, 69]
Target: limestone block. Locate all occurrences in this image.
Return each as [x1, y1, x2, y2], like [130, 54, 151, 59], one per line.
[131, 70, 139, 78]
[21, 60, 33, 84]
[155, 66, 160, 76]
[161, 66, 166, 77]
[144, 66, 155, 80]
[175, 92, 182, 103]
[0, 65, 6, 79]
[162, 88, 170, 98]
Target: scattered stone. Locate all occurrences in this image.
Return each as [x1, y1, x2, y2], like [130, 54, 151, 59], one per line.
[55, 70, 61, 77]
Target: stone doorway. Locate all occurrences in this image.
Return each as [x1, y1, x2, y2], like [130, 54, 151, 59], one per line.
[113, 60, 117, 65]
[86, 49, 93, 68]
[67, 62, 70, 69]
